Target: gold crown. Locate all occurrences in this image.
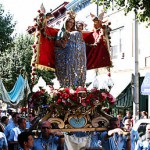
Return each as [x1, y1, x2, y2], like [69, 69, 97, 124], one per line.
[66, 10, 76, 19]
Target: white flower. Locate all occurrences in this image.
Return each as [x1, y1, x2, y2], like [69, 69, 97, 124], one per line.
[70, 89, 75, 94]
[45, 85, 52, 94]
[32, 84, 40, 92]
[50, 93, 54, 98]
[37, 77, 46, 89]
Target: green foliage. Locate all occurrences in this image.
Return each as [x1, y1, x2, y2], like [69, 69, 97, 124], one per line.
[0, 34, 55, 91]
[35, 69, 55, 86]
[0, 4, 16, 52]
[15, 35, 33, 77]
[92, 0, 150, 26]
[0, 34, 33, 90]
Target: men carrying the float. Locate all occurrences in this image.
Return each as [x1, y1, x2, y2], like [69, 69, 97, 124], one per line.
[8, 117, 27, 150]
[100, 117, 131, 150]
[32, 121, 62, 150]
[26, 112, 36, 129]
[123, 119, 139, 150]
[4, 112, 20, 139]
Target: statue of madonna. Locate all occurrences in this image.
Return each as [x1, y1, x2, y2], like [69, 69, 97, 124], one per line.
[55, 11, 86, 87]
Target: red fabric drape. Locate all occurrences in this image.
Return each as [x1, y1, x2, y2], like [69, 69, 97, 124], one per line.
[38, 27, 58, 69]
[36, 27, 111, 70]
[84, 30, 111, 69]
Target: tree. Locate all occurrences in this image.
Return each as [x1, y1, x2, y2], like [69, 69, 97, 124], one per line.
[0, 34, 55, 90]
[0, 4, 16, 52]
[92, 0, 150, 26]
[0, 34, 33, 90]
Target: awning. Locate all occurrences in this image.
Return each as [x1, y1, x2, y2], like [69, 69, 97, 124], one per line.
[110, 72, 133, 108]
[115, 83, 133, 108]
[110, 72, 132, 98]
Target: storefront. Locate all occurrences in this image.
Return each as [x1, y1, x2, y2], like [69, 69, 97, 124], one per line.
[114, 76, 148, 117]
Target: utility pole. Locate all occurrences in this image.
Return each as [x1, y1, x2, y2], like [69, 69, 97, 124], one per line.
[133, 9, 139, 122]
[96, 0, 99, 16]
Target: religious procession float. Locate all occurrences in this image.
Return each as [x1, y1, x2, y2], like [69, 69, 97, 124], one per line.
[27, 5, 115, 133]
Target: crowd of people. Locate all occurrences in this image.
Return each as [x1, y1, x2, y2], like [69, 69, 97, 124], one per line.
[0, 108, 149, 150]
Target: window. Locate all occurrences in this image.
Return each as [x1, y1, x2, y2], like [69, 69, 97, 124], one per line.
[110, 27, 124, 59]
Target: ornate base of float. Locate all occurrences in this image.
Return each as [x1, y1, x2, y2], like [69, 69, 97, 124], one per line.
[38, 106, 113, 133]
[29, 85, 115, 133]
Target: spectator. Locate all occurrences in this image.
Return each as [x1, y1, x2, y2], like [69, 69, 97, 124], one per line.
[138, 111, 148, 135]
[117, 113, 124, 128]
[18, 132, 34, 150]
[136, 123, 150, 149]
[122, 111, 132, 124]
[32, 121, 61, 150]
[140, 111, 148, 119]
[0, 131, 8, 150]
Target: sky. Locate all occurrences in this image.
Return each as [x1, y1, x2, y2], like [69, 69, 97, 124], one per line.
[0, 0, 72, 34]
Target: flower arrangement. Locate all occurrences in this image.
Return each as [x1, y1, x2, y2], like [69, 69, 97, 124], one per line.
[29, 78, 115, 115]
[52, 87, 115, 108]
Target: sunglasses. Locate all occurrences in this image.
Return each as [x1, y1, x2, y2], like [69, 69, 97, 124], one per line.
[125, 124, 131, 126]
[42, 127, 51, 129]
